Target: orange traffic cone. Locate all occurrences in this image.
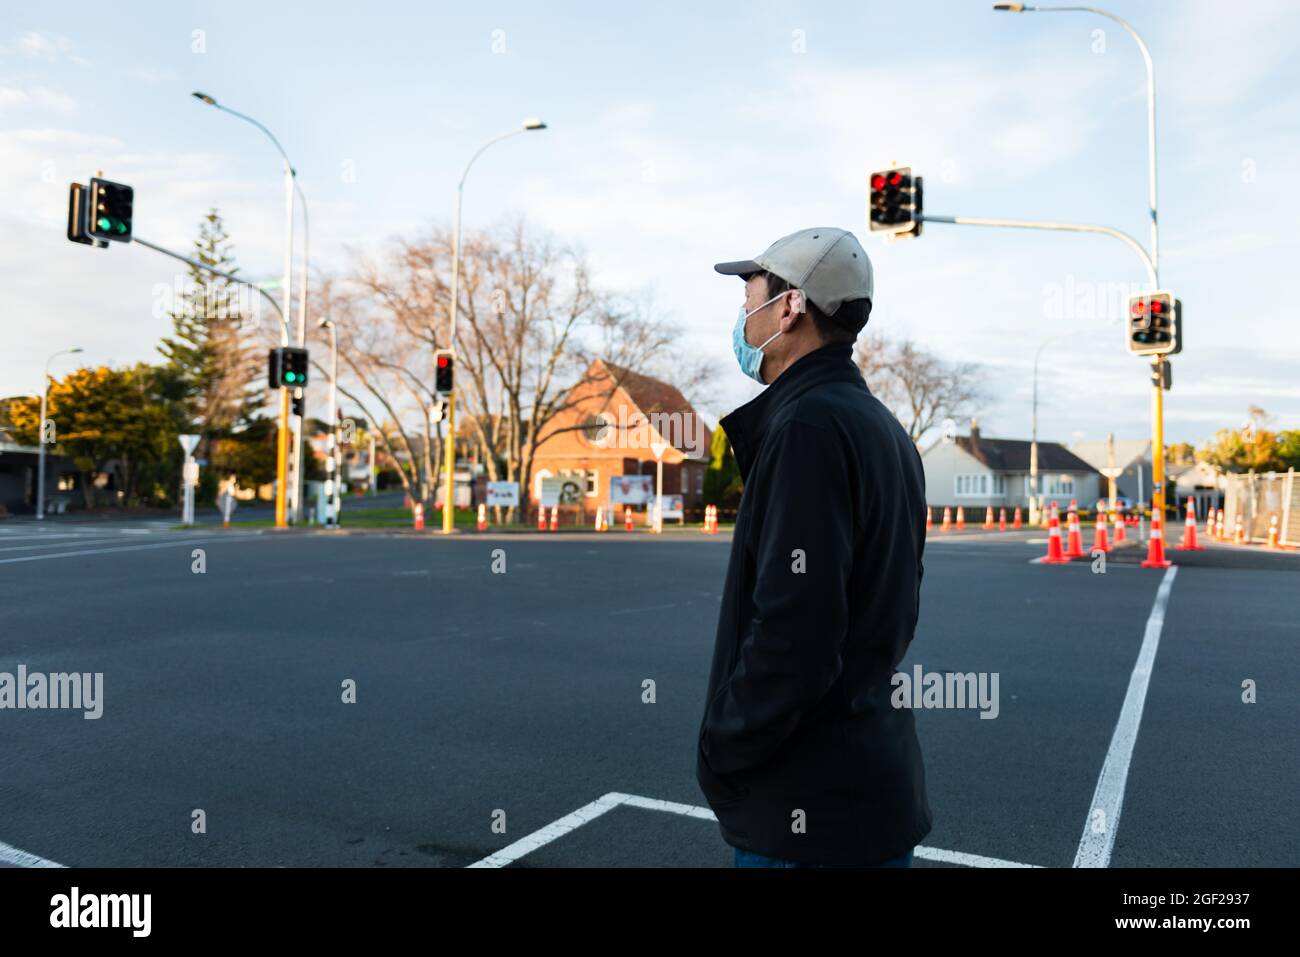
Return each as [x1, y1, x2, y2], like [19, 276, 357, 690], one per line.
[594, 505, 605, 532]
[1233, 512, 1246, 544]
[999, 507, 1007, 532]
[1216, 509, 1226, 542]
[549, 506, 558, 531]
[538, 507, 547, 532]
[625, 507, 634, 532]
[956, 506, 966, 531]
[1041, 512, 1070, 564]
[1266, 514, 1289, 550]
[1092, 503, 1110, 552]
[477, 503, 488, 531]
[1175, 497, 1203, 550]
[941, 506, 952, 532]
[926, 507, 933, 533]
[1141, 512, 1173, 568]
[1013, 506, 1022, 529]
[1113, 508, 1127, 545]
[413, 502, 424, 531]
[984, 506, 995, 530]
[1065, 504, 1085, 558]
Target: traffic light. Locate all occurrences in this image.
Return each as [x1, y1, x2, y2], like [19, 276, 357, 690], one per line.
[282, 347, 309, 387]
[868, 166, 922, 238]
[87, 177, 133, 242]
[269, 347, 309, 389]
[435, 350, 454, 397]
[66, 183, 94, 245]
[1127, 290, 1178, 356]
[292, 391, 305, 418]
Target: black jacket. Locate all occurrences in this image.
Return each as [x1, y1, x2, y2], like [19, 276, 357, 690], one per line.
[696, 342, 931, 865]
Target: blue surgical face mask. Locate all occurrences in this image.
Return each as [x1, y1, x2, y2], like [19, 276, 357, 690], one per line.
[732, 292, 786, 384]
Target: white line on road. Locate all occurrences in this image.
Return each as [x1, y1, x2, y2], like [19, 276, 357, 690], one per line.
[468, 791, 1043, 868]
[467, 792, 627, 867]
[0, 839, 65, 868]
[0, 534, 263, 565]
[1073, 565, 1178, 868]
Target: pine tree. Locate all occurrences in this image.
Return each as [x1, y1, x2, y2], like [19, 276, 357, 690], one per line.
[157, 209, 262, 456]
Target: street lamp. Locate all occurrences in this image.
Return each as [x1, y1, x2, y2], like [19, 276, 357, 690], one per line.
[37, 347, 82, 520]
[994, 4, 1170, 520]
[318, 317, 340, 526]
[191, 91, 305, 527]
[1029, 337, 1067, 525]
[992, 5, 1157, 276]
[441, 118, 548, 534]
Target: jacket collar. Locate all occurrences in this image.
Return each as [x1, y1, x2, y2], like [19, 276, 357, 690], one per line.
[721, 342, 861, 482]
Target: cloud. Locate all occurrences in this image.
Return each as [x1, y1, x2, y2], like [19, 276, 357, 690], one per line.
[6, 30, 91, 68]
[0, 84, 77, 116]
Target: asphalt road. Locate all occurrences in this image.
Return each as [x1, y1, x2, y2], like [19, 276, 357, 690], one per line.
[1, 520, 1296, 868]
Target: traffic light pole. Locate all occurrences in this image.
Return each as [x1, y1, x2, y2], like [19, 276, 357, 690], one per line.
[130, 235, 292, 526]
[992, 4, 1167, 521]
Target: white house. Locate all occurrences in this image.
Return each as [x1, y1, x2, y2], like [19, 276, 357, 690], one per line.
[921, 424, 1103, 511]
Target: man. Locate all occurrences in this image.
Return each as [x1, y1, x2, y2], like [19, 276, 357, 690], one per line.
[695, 227, 931, 868]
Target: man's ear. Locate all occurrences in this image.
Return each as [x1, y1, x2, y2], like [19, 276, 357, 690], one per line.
[780, 289, 807, 332]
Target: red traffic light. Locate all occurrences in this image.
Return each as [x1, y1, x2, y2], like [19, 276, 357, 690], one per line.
[870, 173, 885, 190]
[1131, 300, 1146, 316]
[1150, 299, 1164, 314]
[437, 355, 449, 367]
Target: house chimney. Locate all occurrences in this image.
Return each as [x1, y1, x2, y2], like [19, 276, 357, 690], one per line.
[969, 418, 980, 443]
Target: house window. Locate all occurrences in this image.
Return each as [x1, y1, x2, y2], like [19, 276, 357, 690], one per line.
[955, 474, 991, 497]
[680, 468, 688, 494]
[992, 475, 1006, 496]
[586, 469, 598, 497]
[1043, 475, 1075, 496]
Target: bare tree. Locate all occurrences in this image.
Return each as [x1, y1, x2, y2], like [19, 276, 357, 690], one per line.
[306, 215, 706, 518]
[854, 333, 985, 443]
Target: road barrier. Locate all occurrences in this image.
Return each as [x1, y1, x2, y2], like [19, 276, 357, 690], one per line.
[1223, 468, 1298, 547]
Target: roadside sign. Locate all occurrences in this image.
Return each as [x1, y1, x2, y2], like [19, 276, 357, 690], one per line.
[609, 475, 654, 505]
[486, 481, 519, 508]
[178, 434, 199, 455]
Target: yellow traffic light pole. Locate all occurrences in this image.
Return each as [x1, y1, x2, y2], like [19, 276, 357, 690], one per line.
[275, 386, 290, 527]
[442, 391, 456, 534]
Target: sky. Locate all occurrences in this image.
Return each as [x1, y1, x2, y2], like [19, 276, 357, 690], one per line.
[2, 0, 1298, 448]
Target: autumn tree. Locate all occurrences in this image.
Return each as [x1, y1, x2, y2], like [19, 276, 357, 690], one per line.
[8, 365, 181, 507]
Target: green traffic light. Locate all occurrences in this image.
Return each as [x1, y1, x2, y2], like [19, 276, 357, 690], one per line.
[284, 371, 297, 383]
[97, 217, 111, 231]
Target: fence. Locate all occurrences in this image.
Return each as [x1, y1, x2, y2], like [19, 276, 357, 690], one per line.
[1222, 468, 1298, 546]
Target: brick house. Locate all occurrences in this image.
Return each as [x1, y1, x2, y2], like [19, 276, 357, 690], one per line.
[529, 359, 712, 519]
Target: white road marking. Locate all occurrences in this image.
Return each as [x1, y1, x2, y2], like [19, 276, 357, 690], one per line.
[1073, 565, 1178, 868]
[468, 791, 1042, 868]
[0, 534, 262, 565]
[467, 792, 626, 868]
[0, 537, 127, 554]
[0, 839, 65, 868]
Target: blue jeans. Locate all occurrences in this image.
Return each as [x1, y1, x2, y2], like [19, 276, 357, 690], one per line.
[734, 846, 914, 868]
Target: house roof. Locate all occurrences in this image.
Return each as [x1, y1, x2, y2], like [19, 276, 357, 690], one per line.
[601, 361, 698, 419]
[955, 435, 1101, 474]
[1069, 439, 1152, 472]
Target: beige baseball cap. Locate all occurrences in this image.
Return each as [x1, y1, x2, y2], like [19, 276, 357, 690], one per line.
[714, 227, 873, 330]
